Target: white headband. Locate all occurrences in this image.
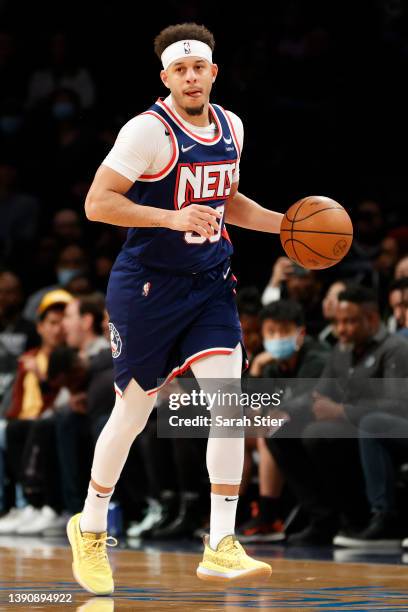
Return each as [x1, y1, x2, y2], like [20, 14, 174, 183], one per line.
[161, 40, 213, 70]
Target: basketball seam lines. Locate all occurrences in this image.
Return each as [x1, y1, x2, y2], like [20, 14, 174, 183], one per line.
[283, 238, 339, 261]
[285, 207, 345, 223]
[290, 199, 306, 267]
[280, 229, 353, 236]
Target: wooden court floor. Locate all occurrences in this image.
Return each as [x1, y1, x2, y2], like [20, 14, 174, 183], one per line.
[1, 538, 408, 610]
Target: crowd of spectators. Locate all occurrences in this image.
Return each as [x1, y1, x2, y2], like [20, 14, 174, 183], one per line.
[1, 1, 408, 550]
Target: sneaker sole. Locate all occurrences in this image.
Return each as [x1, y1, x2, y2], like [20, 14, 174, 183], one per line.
[66, 519, 114, 596]
[196, 565, 272, 582]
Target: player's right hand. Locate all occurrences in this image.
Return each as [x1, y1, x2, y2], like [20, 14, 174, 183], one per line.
[167, 204, 222, 239]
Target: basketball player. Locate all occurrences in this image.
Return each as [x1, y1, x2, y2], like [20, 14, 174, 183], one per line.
[67, 23, 283, 594]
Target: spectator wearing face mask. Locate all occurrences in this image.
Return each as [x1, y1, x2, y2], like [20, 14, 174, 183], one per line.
[250, 300, 330, 379]
[236, 300, 329, 542]
[266, 286, 408, 546]
[23, 243, 89, 321]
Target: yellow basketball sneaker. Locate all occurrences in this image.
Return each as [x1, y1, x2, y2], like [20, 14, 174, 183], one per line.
[67, 513, 117, 595]
[196, 534, 272, 582]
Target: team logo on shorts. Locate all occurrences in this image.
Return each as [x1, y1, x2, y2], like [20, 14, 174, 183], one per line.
[142, 282, 151, 297]
[109, 323, 122, 358]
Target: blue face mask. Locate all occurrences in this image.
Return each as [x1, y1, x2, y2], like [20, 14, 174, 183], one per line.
[263, 335, 298, 360]
[57, 268, 81, 286]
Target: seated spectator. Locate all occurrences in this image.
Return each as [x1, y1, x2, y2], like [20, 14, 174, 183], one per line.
[387, 278, 408, 333]
[92, 251, 115, 293]
[261, 260, 325, 336]
[23, 243, 89, 321]
[266, 286, 408, 545]
[401, 283, 408, 339]
[0, 270, 39, 409]
[395, 255, 408, 280]
[52, 209, 83, 246]
[319, 280, 347, 345]
[64, 273, 95, 297]
[0, 289, 71, 532]
[334, 409, 408, 548]
[336, 199, 385, 289]
[52, 294, 112, 529]
[261, 257, 295, 305]
[250, 300, 330, 379]
[374, 236, 400, 279]
[235, 287, 263, 365]
[238, 300, 329, 542]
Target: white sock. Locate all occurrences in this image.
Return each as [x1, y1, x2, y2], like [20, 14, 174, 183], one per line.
[209, 492, 239, 550]
[79, 483, 114, 533]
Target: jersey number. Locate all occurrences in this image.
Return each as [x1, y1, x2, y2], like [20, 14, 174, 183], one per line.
[184, 205, 225, 245]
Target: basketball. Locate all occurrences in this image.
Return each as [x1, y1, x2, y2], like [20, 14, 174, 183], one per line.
[280, 196, 353, 270]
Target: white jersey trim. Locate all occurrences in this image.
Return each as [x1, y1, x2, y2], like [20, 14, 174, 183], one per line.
[157, 98, 223, 146]
[137, 111, 179, 183]
[146, 346, 235, 395]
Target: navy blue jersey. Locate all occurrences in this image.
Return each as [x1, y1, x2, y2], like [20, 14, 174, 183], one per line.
[121, 98, 241, 273]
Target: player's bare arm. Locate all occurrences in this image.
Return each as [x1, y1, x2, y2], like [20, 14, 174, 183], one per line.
[225, 183, 284, 233]
[85, 165, 221, 239]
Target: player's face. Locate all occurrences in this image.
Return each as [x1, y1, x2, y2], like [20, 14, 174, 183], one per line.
[161, 58, 218, 116]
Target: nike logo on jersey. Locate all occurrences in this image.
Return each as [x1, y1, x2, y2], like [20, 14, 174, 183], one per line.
[223, 136, 232, 144]
[181, 144, 197, 153]
[223, 266, 230, 280]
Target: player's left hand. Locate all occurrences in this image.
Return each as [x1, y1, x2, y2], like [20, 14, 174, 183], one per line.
[312, 391, 345, 421]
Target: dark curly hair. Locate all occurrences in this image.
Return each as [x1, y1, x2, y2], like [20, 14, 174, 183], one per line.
[154, 23, 215, 60]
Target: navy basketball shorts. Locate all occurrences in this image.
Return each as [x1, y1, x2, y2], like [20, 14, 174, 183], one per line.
[106, 253, 247, 396]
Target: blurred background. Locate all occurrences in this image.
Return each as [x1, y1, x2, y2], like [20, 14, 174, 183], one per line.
[1, 0, 408, 289]
[0, 0, 408, 549]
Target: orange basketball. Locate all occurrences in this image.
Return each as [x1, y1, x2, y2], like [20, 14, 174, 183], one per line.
[280, 196, 353, 270]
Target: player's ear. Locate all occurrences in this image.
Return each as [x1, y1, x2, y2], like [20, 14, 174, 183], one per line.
[211, 63, 218, 83]
[160, 70, 170, 89]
